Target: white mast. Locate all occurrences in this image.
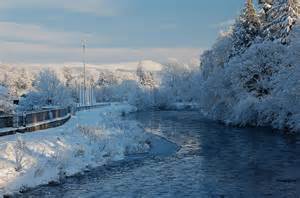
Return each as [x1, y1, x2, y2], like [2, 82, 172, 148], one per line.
[82, 40, 86, 105]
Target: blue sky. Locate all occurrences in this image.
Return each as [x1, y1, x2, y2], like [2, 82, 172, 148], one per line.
[0, 0, 244, 65]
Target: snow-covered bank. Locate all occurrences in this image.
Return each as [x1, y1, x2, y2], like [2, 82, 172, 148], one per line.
[0, 104, 149, 196]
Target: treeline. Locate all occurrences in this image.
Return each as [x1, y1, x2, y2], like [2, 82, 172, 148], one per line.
[0, 60, 200, 114]
[199, 0, 300, 132]
[2, 0, 300, 132]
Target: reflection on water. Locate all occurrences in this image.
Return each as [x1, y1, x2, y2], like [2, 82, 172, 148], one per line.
[21, 111, 300, 198]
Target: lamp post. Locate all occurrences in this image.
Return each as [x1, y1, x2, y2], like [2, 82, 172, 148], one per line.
[82, 40, 86, 105]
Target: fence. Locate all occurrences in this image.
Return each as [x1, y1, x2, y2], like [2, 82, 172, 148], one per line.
[0, 104, 110, 137]
[76, 103, 109, 111]
[0, 115, 13, 128]
[0, 107, 71, 129]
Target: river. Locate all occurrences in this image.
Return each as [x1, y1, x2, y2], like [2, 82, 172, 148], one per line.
[19, 111, 300, 197]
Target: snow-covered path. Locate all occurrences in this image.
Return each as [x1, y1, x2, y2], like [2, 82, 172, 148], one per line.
[0, 103, 149, 196]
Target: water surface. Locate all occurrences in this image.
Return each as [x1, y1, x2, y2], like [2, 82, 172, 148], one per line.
[21, 111, 300, 197]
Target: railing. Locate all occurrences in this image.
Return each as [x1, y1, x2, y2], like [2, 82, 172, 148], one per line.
[0, 103, 110, 137]
[0, 115, 13, 128]
[76, 103, 109, 111]
[0, 107, 71, 130]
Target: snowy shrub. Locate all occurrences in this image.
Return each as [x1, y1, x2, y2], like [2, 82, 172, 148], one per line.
[73, 145, 85, 158]
[14, 137, 26, 172]
[77, 125, 103, 143]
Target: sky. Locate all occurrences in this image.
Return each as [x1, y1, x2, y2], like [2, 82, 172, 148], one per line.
[0, 0, 244, 66]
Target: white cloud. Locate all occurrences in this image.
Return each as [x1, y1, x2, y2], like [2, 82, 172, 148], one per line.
[0, 21, 110, 46]
[0, 0, 119, 16]
[0, 41, 202, 66]
[0, 20, 202, 66]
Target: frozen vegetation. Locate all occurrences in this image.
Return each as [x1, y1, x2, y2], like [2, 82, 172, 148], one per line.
[0, 0, 298, 152]
[0, 104, 149, 195]
[198, 0, 300, 132]
[0, 85, 13, 115]
[0, 0, 300, 195]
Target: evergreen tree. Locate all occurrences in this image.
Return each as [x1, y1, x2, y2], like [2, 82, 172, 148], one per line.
[263, 0, 299, 44]
[232, 0, 261, 55]
[258, 0, 274, 24]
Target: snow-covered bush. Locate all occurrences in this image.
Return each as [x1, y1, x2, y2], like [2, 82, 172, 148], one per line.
[77, 125, 103, 144]
[14, 137, 26, 172]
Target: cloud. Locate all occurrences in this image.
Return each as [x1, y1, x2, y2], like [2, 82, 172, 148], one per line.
[0, 41, 202, 65]
[0, 21, 110, 46]
[0, 0, 119, 16]
[0, 20, 202, 65]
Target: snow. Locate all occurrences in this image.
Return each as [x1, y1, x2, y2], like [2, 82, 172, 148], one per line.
[0, 86, 7, 96]
[198, 3, 300, 132]
[0, 103, 149, 196]
[0, 85, 13, 114]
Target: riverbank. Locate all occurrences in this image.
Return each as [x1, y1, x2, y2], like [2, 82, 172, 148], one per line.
[0, 104, 150, 196]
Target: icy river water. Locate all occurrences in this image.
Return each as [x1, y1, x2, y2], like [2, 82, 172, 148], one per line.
[20, 111, 300, 197]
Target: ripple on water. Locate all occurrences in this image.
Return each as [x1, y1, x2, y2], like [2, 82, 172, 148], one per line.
[20, 111, 300, 198]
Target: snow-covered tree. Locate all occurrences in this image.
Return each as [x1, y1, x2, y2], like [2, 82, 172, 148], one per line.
[258, 0, 274, 21]
[136, 62, 156, 88]
[96, 71, 118, 87]
[231, 0, 261, 55]
[63, 66, 75, 88]
[18, 69, 73, 111]
[6, 68, 33, 97]
[0, 85, 13, 114]
[158, 61, 198, 106]
[198, 41, 289, 127]
[200, 31, 234, 79]
[229, 41, 287, 97]
[263, 0, 299, 43]
[198, 0, 300, 132]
